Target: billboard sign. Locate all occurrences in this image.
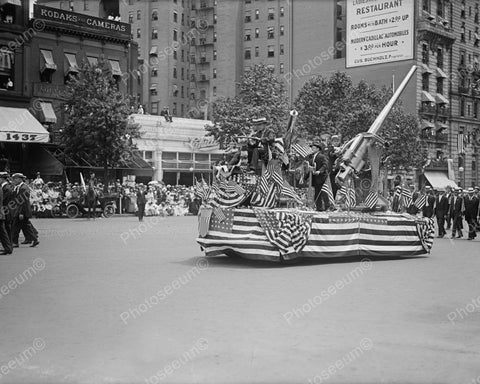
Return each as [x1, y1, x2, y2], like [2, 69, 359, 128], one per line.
[346, 0, 414, 68]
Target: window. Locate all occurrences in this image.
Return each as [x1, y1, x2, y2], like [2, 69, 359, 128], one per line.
[422, 43, 429, 64]
[173, 11, 178, 22]
[200, 89, 206, 99]
[267, 64, 275, 72]
[422, 0, 430, 12]
[152, 10, 158, 20]
[280, 44, 284, 55]
[245, 11, 251, 22]
[461, 0, 466, 18]
[437, 47, 443, 69]
[437, 0, 444, 17]
[128, 12, 133, 23]
[267, 26, 274, 39]
[460, 97, 466, 116]
[280, 6, 284, 17]
[245, 29, 251, 41]
[173, 84, 178, 96]
[460, 50, 466, 66]
[255, 28, 260, 38]
[280, 25, 284, 36]
[214, 14, 217, 24]
[151, 102, 159, 115]
[40, 49, 56, 83]
[173, 67, 177, 78]
[335, 0, 346, 58]
[267, 46, 274, 57]
[173, 50, 177, 59]
[151, 67, 158, 77]
[213, 86, 217, 97]
[181, 86, 184, 98]
[152, 28, 158, 39]
[468, 104, 471, 116]
[437, 77, 444, 94]
[213, 50, 217, 60]
[213, 32, 217, 42]
[279, 63, 284, 74]
[461, 22, 466, 41]
[255, 9, 259, 19]
[173, 29, 178, 41]
[0, 49, 14, 90]
[458, 155, 464, 168]
[181, 67, 184, 79]
[246, 0, 251, 3]
[137, 28, 141, 38]
[245, 49, 251, 59]
[422, 73, 429, 91]
[181, 104, 184, 116]
[475, 100, 479, 118]
[137, 10, 141, 20]
[255, 46, 259, 57]
[181, 49, 184, 61]
[190, 54, 195, 64]
[213, 68, 217, 78]
[268, 8, 274, 20]
[150, 84, 158, 96]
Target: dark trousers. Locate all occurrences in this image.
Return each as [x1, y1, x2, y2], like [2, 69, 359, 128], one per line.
[138, 203, 145, 221]
[87, 198, 97, 219]
[314, 185, 329, 211]
[452, 215, 463, 237]
[12, 217, 38, 245]
[466, 217, 477, 239]
[436, 214, 446, 237]
[0, 220, 12, 253]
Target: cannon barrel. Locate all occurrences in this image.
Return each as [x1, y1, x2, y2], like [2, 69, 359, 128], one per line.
[336, 65, 417, 183]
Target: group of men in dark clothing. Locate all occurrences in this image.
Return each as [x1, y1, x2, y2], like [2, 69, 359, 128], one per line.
[0, 172, 39, 255]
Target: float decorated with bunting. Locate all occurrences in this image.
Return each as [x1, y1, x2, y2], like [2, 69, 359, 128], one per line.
[195, 65, 435, 263]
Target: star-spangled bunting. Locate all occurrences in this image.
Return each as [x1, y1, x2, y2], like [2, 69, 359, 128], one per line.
[416, 217, 435, 252]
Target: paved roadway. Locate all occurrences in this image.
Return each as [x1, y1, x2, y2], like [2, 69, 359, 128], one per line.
[0, 215, 479, 384]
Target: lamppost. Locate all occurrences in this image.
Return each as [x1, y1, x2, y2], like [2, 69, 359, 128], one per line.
[459, 166, 464, 188]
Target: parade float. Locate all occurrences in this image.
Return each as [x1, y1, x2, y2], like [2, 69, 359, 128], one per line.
[196, 65, 435, 262]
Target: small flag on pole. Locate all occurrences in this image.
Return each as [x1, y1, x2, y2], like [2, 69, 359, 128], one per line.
[364, 191, 379, 209]
[321, 176, 335, 206]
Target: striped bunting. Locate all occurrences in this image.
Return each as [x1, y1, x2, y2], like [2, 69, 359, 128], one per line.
[400, 186, 413, 208]
[255, 209, 312, 255]
[338, 185, 356, 208]
[251, 182, 278, 208]
[291, 143, 314, 158]
[364, 191, 379, 209]
[415, 217, 435, 252]
[414, 194, 427, 210]
[197, 209, 430, 261]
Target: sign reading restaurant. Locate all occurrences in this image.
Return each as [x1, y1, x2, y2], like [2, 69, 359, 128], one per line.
[346, 0, 414, 68]
[33, 4, 131, 38]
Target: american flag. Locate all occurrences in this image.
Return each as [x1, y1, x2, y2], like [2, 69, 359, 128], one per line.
[251, 182, 278, 208]
[414, 194, 427, 210]
[213, 206, 226, 222]
[338, 184, 356, 208]
[194, 178, 211, 202]
[415, 217, 435, 252]
[321, 176, 335, 206]
[255, 209, 312, 255]
[281, 180, 302, 202]
[227, 179, 245, 195]
[261, 159, 283, 194]
[291, 143, 314, 158]
[211, 178, 247, 208]
[364, 191, 379, 209]
[198, 208, 434, 261]
[198, 207, 212, 237]
[400, 186, 413, 208]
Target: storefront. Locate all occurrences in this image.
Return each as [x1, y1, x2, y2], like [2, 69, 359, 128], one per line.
[131, 114, 225, 186]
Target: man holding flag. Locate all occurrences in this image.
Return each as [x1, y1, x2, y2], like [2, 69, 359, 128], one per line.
[309, 139, 330, 211]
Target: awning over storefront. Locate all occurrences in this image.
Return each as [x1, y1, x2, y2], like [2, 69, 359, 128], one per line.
[108, 60, 122, 76]
[436, 123, 448, 132]
[38, 102, 57, 124]
[424, 171, 458, 191]
[422, 91, 435, 103]
[87, 56, 98, 66]
[421, 119, 435, 129]
[0, 0, 22, 6]
[0, 107, 49, 143]
[436, 93, 449, 104]
[64, 53, 79, 75]
[40, 49, 57, 73]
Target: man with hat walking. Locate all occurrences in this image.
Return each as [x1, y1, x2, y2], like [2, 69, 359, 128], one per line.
[309, 139, 330, 211]
[434, 187, 450, 238]
[450, 188, 464, 239]
[11, 173, 39, 247]
[136, 184, 147, 222]
[422, 186, 436, 218]
[0, 172, 13, 254]
[464, 187, 479, 240]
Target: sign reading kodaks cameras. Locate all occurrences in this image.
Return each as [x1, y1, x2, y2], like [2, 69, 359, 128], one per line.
[346, 0, 414, 68]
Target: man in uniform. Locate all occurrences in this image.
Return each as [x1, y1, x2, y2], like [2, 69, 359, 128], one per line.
[464, 187, 479, 240]
[11, 173, 39, 247]
[0, 172, 13, 255]
[309, 139, 330, 211]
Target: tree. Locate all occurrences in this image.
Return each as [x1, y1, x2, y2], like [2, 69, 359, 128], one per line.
[207, 64, 289, 147]
[61, 58, 141, 189]
[294, 72, 427, 169]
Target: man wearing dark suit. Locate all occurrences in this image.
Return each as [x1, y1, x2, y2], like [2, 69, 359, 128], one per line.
[464, 187, 479, 240]
[422, 187, 436, 218]
[136, 184, 147, 222]
[0, 172, 13, 255]
[309, 140, 330, 211]
[11, 173, 39, 247]
[445, 186, 454, 229]
[450, 188, 464, 239]
[391, 186, 402, 213]
[434, 188, 450, 238]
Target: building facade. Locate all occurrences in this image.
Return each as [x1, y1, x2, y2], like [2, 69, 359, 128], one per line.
[130, 114, 223, 184]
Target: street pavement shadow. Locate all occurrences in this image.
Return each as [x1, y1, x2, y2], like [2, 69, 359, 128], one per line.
[176, 254, 428, 269]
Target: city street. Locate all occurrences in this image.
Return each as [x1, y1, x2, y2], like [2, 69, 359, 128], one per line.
[0, 215, 479, 384]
